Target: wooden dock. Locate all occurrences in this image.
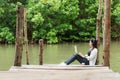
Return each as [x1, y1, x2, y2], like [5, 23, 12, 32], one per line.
[0, 65, 120, 80]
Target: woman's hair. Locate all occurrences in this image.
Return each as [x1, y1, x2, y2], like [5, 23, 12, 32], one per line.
[90, 38, 98, 48]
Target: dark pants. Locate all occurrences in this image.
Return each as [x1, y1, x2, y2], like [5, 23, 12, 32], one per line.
[65, 54, 89, 65]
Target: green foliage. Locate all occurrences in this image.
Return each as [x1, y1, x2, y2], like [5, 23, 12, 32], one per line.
[0, 0, 120, 44]
[0, 1, 16, 43]
[74, 0, 98, 41]
[31, 13, 44, 25]
[27, 0, 80, 43]
[46, 29, 58, 44]
[0, 27, 14, 43]
[112, 4, 120, 25]
[0, 8, 4, 16]
[111, 1, 120, 38]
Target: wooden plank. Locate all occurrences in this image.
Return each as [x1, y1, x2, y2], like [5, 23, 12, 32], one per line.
[10, 65, 109, 71]
[1, 68, 120, 80]
[1, 64, 120, 80]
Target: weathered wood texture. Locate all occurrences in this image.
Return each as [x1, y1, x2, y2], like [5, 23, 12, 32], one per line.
[96, 0, 103, 46]
[96, 0, 103, 65]
[39, 39, 44, 65]
[23, 8, 29, 65]
[10, 65, 108, 71]
[103, 0, 111, 67]
[0, 65, 120, 80]
[14, 6, 24, 66]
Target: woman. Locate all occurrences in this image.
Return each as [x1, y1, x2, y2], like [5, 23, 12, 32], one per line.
[59, 38, 98, 66]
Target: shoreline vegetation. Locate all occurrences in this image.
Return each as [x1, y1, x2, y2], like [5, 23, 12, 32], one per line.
[0, 0, 120, 44]
[0, 38, 120, 44]
[0, 39, 120, 45]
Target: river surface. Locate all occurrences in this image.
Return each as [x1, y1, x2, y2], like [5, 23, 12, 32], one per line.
[0, 42, 120, 72]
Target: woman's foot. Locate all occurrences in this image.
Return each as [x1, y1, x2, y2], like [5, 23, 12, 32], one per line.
[58, 62, 67, 66]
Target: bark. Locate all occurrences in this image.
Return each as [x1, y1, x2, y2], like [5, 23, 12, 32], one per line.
[103, 0, 111, 67]
[14, 6, 24, 66]
[39, 39, 44, 65]
[96, 0, 103, 65]
[24, 8, 29, 65]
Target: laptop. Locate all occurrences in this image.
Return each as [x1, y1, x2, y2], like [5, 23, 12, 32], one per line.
[74, 45, 78, 53]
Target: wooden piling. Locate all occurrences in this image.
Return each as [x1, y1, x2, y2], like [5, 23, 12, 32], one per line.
[23, 8, 29, 65]
[14, 6, 24, 66]
[103, 0, 111, 67]
[96, 0, 103, 65]
[39, 39, 44, 65]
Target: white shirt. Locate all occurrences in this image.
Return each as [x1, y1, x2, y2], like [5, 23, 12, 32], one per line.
[85, 48, 98, 65]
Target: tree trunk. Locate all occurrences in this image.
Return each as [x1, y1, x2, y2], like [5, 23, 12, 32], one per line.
[103, 0, 111, 67]
[14, 6, 24, 66]
[96, 0, 103, 65]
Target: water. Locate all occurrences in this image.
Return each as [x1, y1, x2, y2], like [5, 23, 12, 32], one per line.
[0, 42, 120, 73]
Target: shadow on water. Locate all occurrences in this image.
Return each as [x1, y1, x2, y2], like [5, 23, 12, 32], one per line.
[0, 42, 120, 73]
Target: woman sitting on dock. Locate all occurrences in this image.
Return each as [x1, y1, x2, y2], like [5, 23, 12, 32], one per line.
[60, 38, 98, 66]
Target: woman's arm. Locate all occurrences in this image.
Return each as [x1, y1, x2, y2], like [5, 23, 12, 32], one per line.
[85, 48, 98, 61]
[78, 52, 84, 57]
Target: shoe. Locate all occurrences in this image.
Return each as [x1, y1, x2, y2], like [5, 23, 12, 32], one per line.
[58, 62, 67, 66]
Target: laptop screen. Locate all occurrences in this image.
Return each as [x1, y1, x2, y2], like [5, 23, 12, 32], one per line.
[74, 45, 78, 53]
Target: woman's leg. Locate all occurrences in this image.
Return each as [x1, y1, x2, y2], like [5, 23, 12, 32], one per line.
[65, 54, 84, 65]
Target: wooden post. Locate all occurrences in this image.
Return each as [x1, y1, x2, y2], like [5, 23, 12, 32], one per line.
[96, 0, 103, 46]
[39, 39, 44, 65]
[23, 8, 29, 65]
[96, 0, 103, 65]
[103, 0, 111, 67]
[14, 6, 24, 66]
